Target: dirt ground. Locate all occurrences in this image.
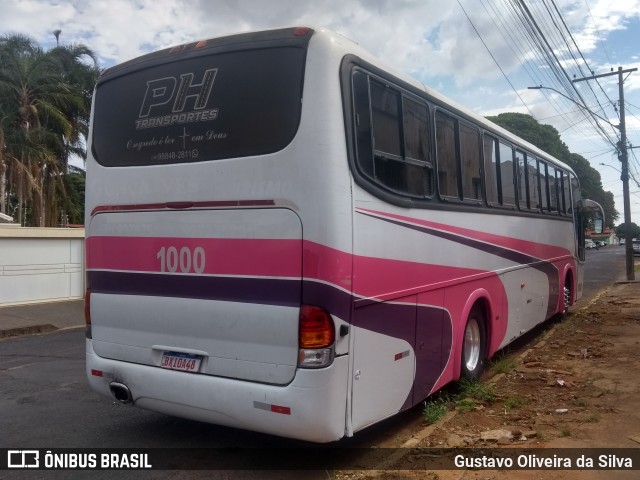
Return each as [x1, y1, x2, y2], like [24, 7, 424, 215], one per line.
[337, 282, 640, 480]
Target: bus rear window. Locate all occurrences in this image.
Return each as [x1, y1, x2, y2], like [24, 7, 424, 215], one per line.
[91, 47, 306, 167]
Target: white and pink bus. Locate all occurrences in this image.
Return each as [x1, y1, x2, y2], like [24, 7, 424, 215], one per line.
[85, 27, 592, 442]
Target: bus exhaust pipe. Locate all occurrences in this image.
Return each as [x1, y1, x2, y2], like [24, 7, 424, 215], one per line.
[109, 382, 132, 404]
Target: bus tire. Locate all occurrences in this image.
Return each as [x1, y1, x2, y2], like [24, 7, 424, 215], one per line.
[460, 306, 486, 381]
[562, 276, 572, 316]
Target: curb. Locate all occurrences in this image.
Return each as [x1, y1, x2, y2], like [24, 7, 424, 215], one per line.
[0, 324, 58, 339]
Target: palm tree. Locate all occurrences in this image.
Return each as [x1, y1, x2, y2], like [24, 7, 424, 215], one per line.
[0, 33, 98, 226]
[48, 43, 99, 173]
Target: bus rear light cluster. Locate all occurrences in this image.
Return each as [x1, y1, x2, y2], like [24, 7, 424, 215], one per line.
[292, 27, 311, 37]
[298, 305, 335, 368]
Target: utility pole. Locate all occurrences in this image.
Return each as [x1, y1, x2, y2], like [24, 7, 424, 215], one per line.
[573, 66, 638, 281]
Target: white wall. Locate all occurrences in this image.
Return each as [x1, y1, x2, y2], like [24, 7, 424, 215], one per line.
[0, 226, 84, 306]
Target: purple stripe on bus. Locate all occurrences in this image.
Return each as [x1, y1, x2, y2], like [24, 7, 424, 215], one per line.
[88, 271, 451, 410]
[87, 271, 301, 307]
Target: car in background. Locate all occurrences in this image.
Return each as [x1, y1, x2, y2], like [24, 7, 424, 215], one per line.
[633, 240, 640, 255]
[586, 239, 597, 249]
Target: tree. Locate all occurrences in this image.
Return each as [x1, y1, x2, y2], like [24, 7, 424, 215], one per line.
[0, 33, 97, 226]
[487, 112, 619, 227]
[59, 166, 85, 225]
[488, 112, 571, 161]
[615, 222, 640, 240]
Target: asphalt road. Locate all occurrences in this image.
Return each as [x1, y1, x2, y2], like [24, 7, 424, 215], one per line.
[581, 244, 627, 300]
[0, 246, 628, 478]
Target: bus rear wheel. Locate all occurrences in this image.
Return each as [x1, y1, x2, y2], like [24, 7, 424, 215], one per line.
[562, 279, 572, 315]
[461, 306, 486, 381]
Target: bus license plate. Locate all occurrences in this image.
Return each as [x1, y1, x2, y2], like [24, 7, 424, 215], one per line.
[160, 351, 202, 373]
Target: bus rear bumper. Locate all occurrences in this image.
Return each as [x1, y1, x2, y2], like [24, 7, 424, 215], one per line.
[86, 339, 349, 443]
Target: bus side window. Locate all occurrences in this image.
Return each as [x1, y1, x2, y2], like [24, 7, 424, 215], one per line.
[549, 166, 560, 213]
[352, 70, 432, 199]
[538, 161, 551, 212]
[515, 150, 528, 209]
[435, 111, 460, 200]
[483, 135, 499, 205]
[527, 155, 541, 211]
[403, 97, 433, 197]
[563, 171, 572, 214]
[352, 71, 374, 178]
[556, 168, 567, 214]
[460, 123, 482, 202]
[499, 142, 515, 206]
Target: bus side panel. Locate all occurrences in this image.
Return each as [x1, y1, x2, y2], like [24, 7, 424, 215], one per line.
[413, 290, 451, 404]
[350, 298, 417, 432]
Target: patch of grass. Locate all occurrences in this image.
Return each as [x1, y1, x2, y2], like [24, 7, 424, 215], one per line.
[560, 428, 572, 437]
[423, 398, 448, 425]
[503, 396, 525, 413]
[456, 398, 478, 413]
[584, 413, 600, 423]
[458, 378, 497, 403]
[491, 352, 517, 374]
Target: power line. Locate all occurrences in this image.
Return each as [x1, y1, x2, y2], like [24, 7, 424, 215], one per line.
[583, 0, 614, 66]
[471, 0, 616, 151]
[548, 0, 618, 122]
[457, 0, 535, 116]
[503, 0, 618, 148]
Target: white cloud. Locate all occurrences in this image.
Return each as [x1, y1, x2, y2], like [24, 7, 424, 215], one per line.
[1, 1, 639, 174]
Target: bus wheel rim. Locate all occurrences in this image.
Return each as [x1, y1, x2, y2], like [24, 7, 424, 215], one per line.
[464, 318, 481, 372]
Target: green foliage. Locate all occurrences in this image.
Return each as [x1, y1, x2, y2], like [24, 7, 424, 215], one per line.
[422, 397, 448, 425]
[58, 170, 85, 225]
[488, 112, 571, 161]
[487, 112, 619, 227]
[0, 33, 97, 226]
[503, 396, 525, 413]
[615, 221, 640, 239]
[455, 398, 478, 412]
[458, 378, 496, 403]
[490, 351, 517, 374]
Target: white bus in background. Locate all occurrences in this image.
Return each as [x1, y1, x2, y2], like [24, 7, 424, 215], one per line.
[85, 26, 595, 443]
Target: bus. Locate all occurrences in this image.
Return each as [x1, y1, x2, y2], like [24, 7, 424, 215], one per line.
[85, 26, 593, 443]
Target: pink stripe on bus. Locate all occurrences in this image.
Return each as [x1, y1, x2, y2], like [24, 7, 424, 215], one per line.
[86, 237, 302, 277]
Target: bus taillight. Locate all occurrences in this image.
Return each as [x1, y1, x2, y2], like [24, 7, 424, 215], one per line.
[298, 305, 335, 368]
[293, 27, 310, 36]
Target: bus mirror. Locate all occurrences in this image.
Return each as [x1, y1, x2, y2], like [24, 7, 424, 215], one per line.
[579, 199, 605, 234]
[593, 218, 603, 234]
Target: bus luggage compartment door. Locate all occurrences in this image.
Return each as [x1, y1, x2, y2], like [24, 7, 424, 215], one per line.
[86, 207, 302, 385]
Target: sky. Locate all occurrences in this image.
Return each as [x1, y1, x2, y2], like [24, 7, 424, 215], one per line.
[1, 0, 640, 226]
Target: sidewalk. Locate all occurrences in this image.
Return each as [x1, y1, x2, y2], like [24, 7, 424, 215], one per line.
[0, 299, 84, 338]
